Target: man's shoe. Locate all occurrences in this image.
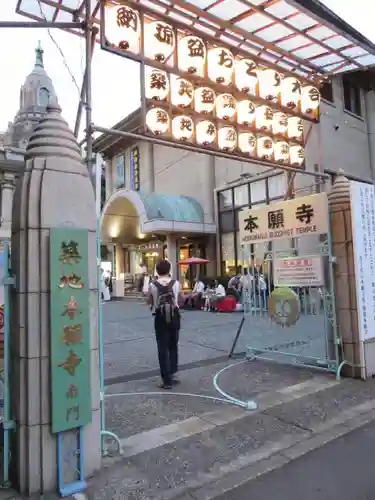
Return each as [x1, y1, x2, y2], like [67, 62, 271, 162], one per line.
[158, 381, 172, 390]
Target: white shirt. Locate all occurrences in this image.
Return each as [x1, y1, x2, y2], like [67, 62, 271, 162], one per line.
[149, 277, 181, 309]
[193, 281, 205, 294]
[215, 284, 226, 298]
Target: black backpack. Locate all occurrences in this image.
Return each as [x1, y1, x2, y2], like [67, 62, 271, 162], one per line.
[154, 280, 178, 324]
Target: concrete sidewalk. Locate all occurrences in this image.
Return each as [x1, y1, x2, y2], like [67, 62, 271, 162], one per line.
[83, 359, 375, 500]
[3, 359, 375, 499]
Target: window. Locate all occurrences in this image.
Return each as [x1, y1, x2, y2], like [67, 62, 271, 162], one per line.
[218, 189, 233, 210]
[39, 87, 50, 107]
[250, 180, 266, 204]
[234, 185, 249, 207]
[343, 77, 362, 117]
[320, 81, 334, 103]
[221, 233, 236, 276]
[115, 155, 125, 189]
[219, 211, 235, 233]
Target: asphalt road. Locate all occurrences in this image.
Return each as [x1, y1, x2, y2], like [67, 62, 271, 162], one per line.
[216, 421, 375, 500]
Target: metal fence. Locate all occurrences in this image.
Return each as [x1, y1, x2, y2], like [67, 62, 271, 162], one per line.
[240, 233, 342, 375]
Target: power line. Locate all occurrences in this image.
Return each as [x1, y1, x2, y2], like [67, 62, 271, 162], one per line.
[36, 0, 81, 96]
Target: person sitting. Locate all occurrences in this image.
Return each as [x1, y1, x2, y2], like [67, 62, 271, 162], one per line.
[209, 280, 226, 312]
[227, 274, 241, 302]
[183, 278, 205, 309]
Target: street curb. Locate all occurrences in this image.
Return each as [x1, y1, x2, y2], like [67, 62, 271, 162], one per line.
[172, 400, 375, 500]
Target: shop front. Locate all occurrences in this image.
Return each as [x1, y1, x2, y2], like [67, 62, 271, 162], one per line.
[100, 189, 216, 296]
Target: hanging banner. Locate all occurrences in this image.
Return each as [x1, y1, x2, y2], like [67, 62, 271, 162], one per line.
[350, 182, 375, 342]
[50, 228, 92, 433]
[239, 193, 329, 245]
[274, 256, 324, 287]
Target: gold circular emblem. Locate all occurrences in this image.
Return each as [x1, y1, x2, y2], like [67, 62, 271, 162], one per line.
[268, 287, 300, 327]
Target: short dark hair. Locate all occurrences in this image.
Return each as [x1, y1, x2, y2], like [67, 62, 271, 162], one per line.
[156, 259, 171, 276]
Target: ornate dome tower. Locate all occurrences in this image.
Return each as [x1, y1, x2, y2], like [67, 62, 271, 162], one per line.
[7, 41, 58, 150]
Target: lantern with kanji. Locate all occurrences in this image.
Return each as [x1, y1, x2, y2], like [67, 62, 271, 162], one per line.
[234, 59, 257, 95]
[237, 100, 256, 126]
[272, 112, 288, 135]
[257, 136, 274, 160]
[301, 86, 321, 115]
[146, 108, 170, 135]
[274, 141, 290, 164]
[288, 117, 303, 140]
[258, 69, 281, 102]
[104, 4, 140, 53]
[195, 87, 216, 114]
[216, 94, 237, 120]
[196, 120, 217, 145]
[145, 67, 169, 101]
[281, 77, 301, 110]
[207, 47, 234, 85]
[178, 36, 206, 77]
[238, 132, 256, 155]
[144, 21, 175, 63]
[170, 76, 194, 107]
[218, 127, 237, 152]
[256, 105, 273, 131]
[290, 145, 305, 166]
[172, 115, 194, 141]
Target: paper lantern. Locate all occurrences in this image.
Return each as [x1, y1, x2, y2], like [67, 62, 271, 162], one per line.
[196, 120, 216, 145]
[290, 145, 305, 166]
[237, 100, 256, 126]
[256, 105, 273, 131]
[194, 87, 216, 114]
[216, 94, 237, 120]
[172, 115, 194, 141]
[257, 136, 274, 160]
[273, 112, 288, 135]
[218, 127, 237, 152]
[281, 77, 301, 110]
[144, 21, 175, 62]
[170, 75, 194, 107]
[104, 4, 140, 52]
[145, 67, 169, 101]
[178, 36, 206, 77]
[146, 108, 170, 135]
[238, 132, 256, 155]
[301, 86, 321, 114]
[288, 117, 303, 140]
[258, 69, 281, 102]
[235, 59, 257, 95]
[274, 141, 290, 164]
[207, 47, 234, 85]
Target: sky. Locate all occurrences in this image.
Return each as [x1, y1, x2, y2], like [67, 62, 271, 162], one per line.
[0, 0, 375, 139]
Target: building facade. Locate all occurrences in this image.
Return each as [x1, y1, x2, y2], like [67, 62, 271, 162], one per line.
[94, 69, 375, 294]
[0, 42, 57, 239]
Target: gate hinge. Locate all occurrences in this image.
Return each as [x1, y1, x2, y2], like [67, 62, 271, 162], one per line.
[329, 256, 337, 264]
[3, 276, 15, 286]
[3, 420, 15, 431]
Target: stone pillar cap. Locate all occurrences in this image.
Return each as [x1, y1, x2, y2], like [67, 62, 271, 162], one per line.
[26, 104, 82, 162]
[328, 168, 351, 205]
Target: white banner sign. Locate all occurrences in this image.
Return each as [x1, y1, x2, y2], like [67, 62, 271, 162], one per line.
[351, 181, 375, 341]
[239, 193, 329, 245]
[274, 257, 324, 287]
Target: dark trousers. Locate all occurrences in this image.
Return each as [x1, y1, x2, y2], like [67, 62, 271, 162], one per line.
[154, 312, 180, 385]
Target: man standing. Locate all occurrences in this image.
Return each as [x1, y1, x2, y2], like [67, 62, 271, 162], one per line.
[148, 260, 181, 389]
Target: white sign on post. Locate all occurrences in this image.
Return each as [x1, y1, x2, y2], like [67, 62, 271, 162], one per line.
[238, 193, 329, 245]
[350, 181, 375, 341]
[274, 257, 324, 287]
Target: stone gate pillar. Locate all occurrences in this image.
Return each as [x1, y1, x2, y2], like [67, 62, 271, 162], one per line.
[328, 170, 362, 378]
[11, 104, 101, 494]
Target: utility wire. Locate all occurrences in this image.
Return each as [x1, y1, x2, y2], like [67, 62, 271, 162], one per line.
[36, 0, 81, 96]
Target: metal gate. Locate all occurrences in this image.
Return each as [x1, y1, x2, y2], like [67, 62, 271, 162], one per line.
[238, 197, 343, 376]
[0, 239, 13, 487]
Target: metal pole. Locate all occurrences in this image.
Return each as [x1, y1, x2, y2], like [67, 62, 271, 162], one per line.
[84, 0, 93, 172]
[74, 28, 97, 138]
[0, 21, 83, 28]
[91, 124, 331, 179]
